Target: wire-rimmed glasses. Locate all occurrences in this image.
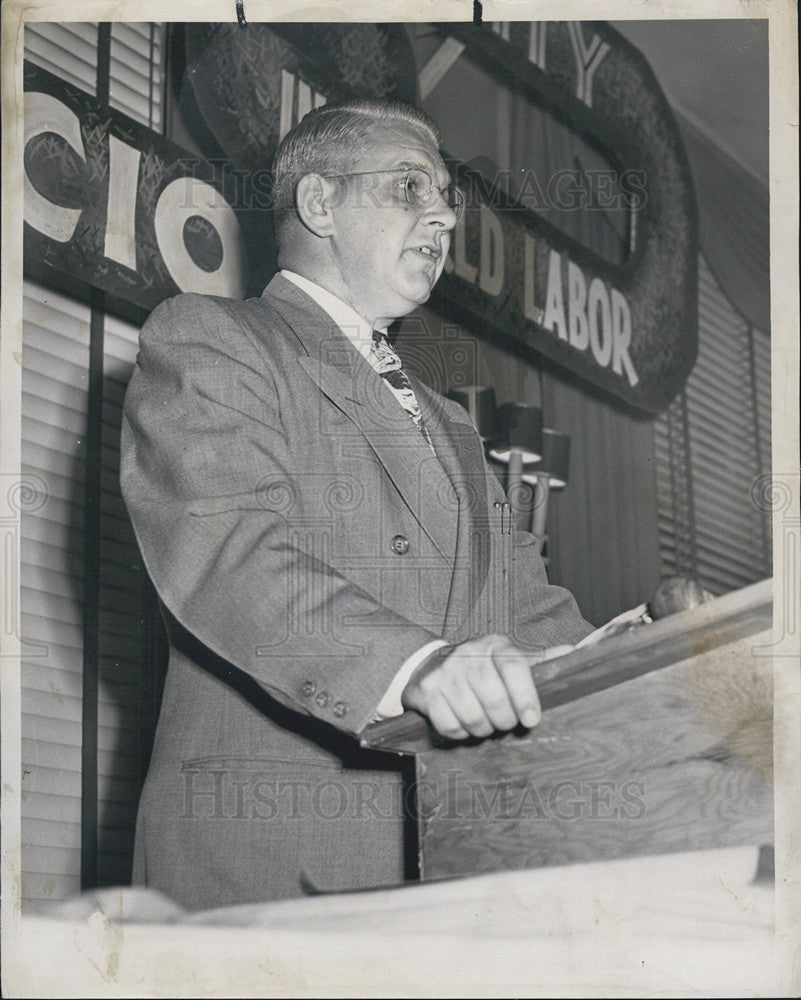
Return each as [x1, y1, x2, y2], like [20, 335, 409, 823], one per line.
[323, 166, 464, 221]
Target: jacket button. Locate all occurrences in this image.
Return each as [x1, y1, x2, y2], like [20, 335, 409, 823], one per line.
[333, 701, 348, 718]
[390, 534, 409, 555]
[302, 680, 316, 697]
[315, 691, 330, 708]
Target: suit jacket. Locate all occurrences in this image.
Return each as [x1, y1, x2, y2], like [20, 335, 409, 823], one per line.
[120, 273, 591, 910]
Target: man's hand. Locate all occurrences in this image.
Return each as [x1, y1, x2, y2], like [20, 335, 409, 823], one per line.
[401, 635, 572, 740]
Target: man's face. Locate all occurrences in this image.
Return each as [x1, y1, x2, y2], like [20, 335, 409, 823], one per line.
[326, 120, 458, 329]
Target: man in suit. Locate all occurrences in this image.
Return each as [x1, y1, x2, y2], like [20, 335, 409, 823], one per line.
[121, 98, 591, 910]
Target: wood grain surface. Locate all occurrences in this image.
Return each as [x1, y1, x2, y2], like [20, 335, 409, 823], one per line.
[361, 578, 772, 755]
[417, 629, 773, 879]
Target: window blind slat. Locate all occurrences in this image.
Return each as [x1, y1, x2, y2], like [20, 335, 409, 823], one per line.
[21, 516, 82, 556]
[22, 371, 89, 417]
[112, 21, 162, 53]
[22, 448, 86, 490]
[21, 819, 82, 852]
[22, 792, 82, 825]
[23, 714, 82, 749]
[22, 846, 81, 875]
[22, 739, 82, 775]
[24, 23, 99, 95]
[21, 615, 83, 657]
[653, 253, 771, 593]
[22, 399, 85, 439]
[23, 322, 91, 364]
[23, 657, 84, 695]
[22, 872, 81, 901]
[108, 88, 154, 127]
[22, 563, 83, 602]
[108, 22, 163, 130]
[18, 471, 82, 514]
[21, 538, 80, 577]
[109, 28, 160, 78]
[21, 765, 83, 799]
[23, 686, 83, 726]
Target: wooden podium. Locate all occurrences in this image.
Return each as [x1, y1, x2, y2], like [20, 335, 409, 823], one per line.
[362, 579, 773, 881]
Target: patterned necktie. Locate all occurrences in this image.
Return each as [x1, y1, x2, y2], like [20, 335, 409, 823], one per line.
[369, 331, 434, 451]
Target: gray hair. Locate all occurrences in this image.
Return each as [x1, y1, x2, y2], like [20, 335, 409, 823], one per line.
[271, 98, 443, 226]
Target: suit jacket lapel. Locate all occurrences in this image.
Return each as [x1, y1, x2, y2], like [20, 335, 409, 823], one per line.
[263, 274, 457, 562]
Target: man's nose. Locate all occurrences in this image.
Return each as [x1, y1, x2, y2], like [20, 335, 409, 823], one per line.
[421, 189, 458, 230]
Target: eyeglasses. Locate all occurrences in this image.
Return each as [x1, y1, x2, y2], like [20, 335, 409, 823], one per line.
[323, 166, 464, 221]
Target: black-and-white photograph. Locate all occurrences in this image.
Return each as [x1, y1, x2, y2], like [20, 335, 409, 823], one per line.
[1, 1, 798, 995]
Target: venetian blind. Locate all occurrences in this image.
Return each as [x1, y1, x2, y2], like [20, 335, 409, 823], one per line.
[21, 22, 165, 901]
[109, 23, 164, 130]
[21, 281, 89, 901]
[24, 22, 99, 93]
[653, 254, 772, 595]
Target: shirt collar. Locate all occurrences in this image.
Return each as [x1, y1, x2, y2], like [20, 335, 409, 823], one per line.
[280, 270, 386, 361]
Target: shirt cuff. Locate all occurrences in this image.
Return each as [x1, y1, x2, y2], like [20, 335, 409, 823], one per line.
[373, 639, 450, 720]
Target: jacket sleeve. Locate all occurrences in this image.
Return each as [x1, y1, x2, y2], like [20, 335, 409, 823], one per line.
[509, 528, 595, 648]
[120, 293, 441, 737]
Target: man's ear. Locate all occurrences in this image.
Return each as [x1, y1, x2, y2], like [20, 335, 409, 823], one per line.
[295, 173, 339, 237]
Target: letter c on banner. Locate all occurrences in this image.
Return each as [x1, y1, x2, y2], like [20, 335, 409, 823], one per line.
[24, 91, 85, 242]
[154, 177, 247, 297]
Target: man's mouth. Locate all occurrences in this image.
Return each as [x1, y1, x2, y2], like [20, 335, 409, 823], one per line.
[409, 244, 441, 262]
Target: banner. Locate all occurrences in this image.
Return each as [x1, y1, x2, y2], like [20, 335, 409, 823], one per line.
[23, 21, 698, 412]
[23, 62, 248, 311]
[430, 22, 698, 413]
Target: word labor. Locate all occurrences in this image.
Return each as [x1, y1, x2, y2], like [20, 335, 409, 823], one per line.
[539, 247, 639, 387]
[448, 202, 639, 388]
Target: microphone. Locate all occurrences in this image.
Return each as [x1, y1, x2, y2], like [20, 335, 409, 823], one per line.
[647, 576, 713, 620]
